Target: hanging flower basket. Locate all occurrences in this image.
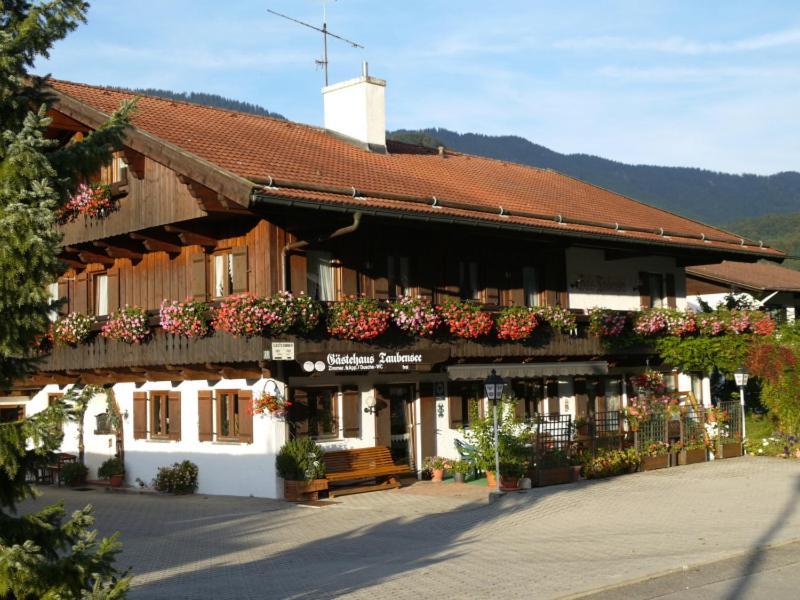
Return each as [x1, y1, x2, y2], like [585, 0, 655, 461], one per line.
[58, 183, 116, 223]
[495, 306, 538, 341]
[327, 296, 390, 341]
[251, 391, 292, 419]
[390, 296, 441, 337]
[159, 299, 211, 338]
[101, 305, 150, 344]
[52, 312, 95, 346]
[439, 300, 493, 339]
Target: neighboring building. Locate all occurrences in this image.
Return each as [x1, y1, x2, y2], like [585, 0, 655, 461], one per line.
[686, 261, 800, 322]
[1, 73, 785, 498]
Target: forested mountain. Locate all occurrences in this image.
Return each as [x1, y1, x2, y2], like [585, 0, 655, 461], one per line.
[725, 213, 800, 270]
[117, 88, 286, 120]
[388, 129, 800, 225]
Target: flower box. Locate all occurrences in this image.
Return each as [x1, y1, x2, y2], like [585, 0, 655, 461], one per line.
[534, 466, 573, 487]
[283, 478, 328, 501]
[641, 454, 670, 471]
[717, 441, 743, 459]
[678, 448, 707, 466]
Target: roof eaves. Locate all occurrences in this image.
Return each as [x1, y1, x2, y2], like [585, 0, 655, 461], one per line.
[252, 190, 782, 261]
[49, 87, 255, 208]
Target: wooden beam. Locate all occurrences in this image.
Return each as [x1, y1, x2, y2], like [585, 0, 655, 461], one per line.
[77, 252, 115, 266]
[129, 232, 182, 255]
[165, 225, 218, 248]
[93, 241, 143, 261]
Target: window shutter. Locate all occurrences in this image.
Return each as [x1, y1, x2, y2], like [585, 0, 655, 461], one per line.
[665, 274, 676, 309]
[190, 253, 207, 301]
[478, 399, 486, 419]
[638, 272, 651, 308]
[168, 392, 182, 441]
[133, 392, 147, 439]
[74, 272, 88, 313]
[106, 269, 120, 313]
[507, 265, 524, 307]
[232, 246, 248, 294]
[57, 280, 69, 315]
[339, 265, 358, 298]
[483, 263, 500, 306]
[292, 389, 309, 436]
[342, 388, 361, 438]
[449, 395, 463, 429]
[514, 399, 526, 419]
[238, 390, 253, 443]
[289, 253, 308, 294]
[198, 390, 213, 442]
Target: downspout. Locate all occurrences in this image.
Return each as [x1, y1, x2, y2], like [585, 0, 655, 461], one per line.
[281, 211, 363, 291]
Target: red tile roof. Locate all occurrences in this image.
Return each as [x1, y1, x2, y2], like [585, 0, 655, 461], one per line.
[48, 79, 782, 258]
[687, 261, 800, 292]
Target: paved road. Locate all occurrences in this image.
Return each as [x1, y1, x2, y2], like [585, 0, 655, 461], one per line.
[17, 456, 800, 599]
[576, 538, 800, 599]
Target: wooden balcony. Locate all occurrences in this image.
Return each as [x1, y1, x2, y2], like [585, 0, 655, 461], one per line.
[35, 315, 650, 381]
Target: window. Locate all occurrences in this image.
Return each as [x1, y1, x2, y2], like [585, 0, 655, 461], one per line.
[47, 282, 60, 321]
[0, 405, 24, 423]
[640, 272, 666, 308]
[132, 391, 182, 441]
[212, 251, 235, 298]
[459, 261, 480, 301]
[388, 256, 410, 298]
[94, 412, 113, 435]
[512, 379, 543, 419]
[545, 379, 559, 416]
[307, 251, 335, 301]
[523, 267, 539, 307]
[48, 393, 63, 407]
[197, 390, 252, 443]
[448, 381, 484, 429]
[150, 392, 171, 438]
[291, 387, 339, 438]
[111, 154, 128, 184]
[92, 272, 109, 316]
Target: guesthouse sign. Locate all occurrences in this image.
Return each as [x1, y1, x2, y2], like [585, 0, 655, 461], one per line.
[297, 349, 449, 374]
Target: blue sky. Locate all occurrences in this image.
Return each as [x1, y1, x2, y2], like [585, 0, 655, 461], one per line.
[36, 1, 800, 175]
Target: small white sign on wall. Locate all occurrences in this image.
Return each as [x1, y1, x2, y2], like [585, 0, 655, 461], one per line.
[271, 342, 296, 361]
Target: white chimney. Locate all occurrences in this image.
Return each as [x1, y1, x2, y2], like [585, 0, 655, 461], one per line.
[323, 62, 386, 151]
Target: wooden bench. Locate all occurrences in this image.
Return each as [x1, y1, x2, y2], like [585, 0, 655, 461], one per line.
[324, 446, 412, 497]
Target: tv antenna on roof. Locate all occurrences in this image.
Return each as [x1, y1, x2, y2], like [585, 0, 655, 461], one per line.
[267, 2, 364, 86]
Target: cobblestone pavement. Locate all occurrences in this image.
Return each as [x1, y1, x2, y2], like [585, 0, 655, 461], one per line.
[18, 457, 800, 600]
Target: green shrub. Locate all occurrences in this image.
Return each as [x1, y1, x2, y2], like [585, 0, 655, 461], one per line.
[152, 460, 198, 494]
[97, 456, 124, 478]
[276, 437, 325, 481]
[60, 461, 88, 486]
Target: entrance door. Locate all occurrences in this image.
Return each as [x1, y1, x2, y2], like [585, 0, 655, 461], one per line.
[374, 385, 416, 468]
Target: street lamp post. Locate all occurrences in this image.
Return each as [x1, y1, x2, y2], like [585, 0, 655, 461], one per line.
[734, 366, 749, 445]
[484, 369, 506, 497]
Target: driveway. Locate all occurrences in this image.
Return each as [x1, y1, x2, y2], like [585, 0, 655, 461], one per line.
[18, 456, 800, 599]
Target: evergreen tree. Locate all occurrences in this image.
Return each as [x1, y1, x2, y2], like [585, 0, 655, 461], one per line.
[1, 2, 134, 597]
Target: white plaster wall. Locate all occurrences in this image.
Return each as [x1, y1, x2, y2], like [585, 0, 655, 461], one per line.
[26, 378, 287, 499]
[566, 247, 686, 311]
[322, 75, 386, 147]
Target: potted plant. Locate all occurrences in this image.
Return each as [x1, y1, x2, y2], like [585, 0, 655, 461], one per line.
[534, 449, 572, 487]
[573, 417, 589, 437]
[276, 437, 328, 501]
[500, 459, 526, 491]
[60, 462, 88, 487]
[423, 456, 449, 482]
[676, 439, 707, 466]
[449, 459, 471, 484]
[461, 399, 527, 487]
[640, 441, 671, 471]
[98, 456, 125, 487]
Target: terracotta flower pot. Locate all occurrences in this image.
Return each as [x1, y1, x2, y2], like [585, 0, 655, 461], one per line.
[500, 476, 520, 491]
[485, 470, 497, 488]
[431, 468, 444, 482]
[109, 473, 124, 487]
